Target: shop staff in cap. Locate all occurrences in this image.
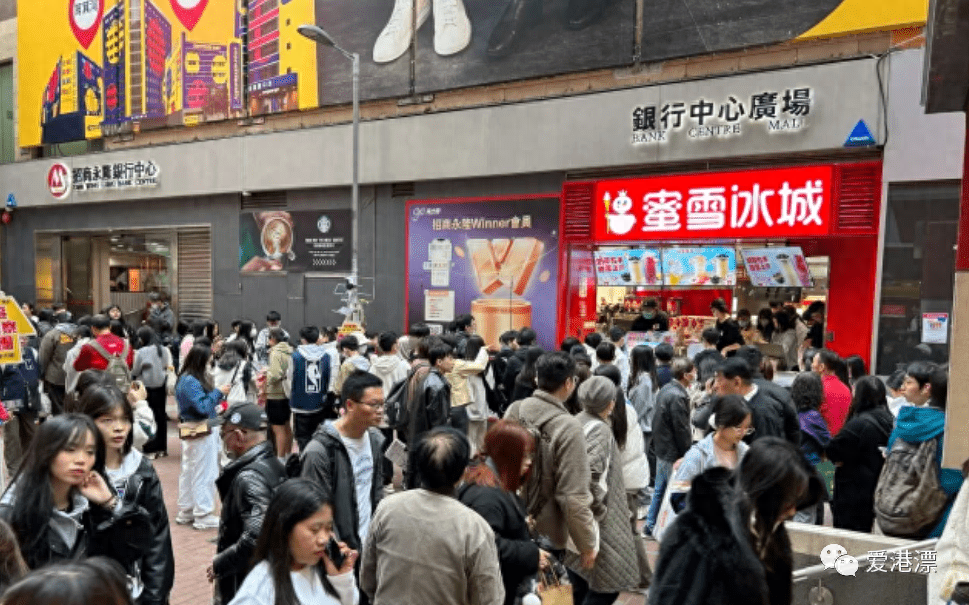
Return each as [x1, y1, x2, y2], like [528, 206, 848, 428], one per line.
[207, 403, 287, 604]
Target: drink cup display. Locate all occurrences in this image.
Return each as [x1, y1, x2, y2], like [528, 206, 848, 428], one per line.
[472, 298, 532, 347]
[628, 256, 645, 284]
[261, 218, 295, 261]
[715, 254, 730, 281]
[691, 255, 708, 280]
[776, 253, 800, 286]
[645, 255, 658, 284]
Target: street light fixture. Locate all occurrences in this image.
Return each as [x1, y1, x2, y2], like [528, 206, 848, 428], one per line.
[298, 23, 360, 292]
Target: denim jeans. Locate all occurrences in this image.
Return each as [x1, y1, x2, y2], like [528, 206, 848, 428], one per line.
[645, 458, 674, 534]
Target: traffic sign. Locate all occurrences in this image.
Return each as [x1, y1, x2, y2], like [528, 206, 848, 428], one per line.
[0, 294, 37, 365]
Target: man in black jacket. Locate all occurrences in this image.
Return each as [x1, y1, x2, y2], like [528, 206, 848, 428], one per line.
[207, 403, 286, 604]
[502, 327, 537, 397]
[713, 357, 800, 447]
[301, 371, 385, 556]
[645, 357, 695, 536]
[404, 342, 454, 489]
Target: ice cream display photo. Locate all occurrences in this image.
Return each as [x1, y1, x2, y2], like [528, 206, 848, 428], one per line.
[406, 197, 560, 348]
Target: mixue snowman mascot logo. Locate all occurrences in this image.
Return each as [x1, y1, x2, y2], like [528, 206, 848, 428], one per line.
[606, 190, 636, 235]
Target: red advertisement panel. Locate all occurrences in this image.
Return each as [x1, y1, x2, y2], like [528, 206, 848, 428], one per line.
[592, 165, 834, 241]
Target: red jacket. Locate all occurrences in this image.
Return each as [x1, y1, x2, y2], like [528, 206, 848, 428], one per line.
[819, 374, 852, 436]
[73, 334, 134, 373]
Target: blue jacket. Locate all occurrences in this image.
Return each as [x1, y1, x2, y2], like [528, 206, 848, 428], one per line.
[0, 347, 41, 413]
[175, 374, 224, 421]
[888, 404, 964, 538]
[289, 344, 331, 412]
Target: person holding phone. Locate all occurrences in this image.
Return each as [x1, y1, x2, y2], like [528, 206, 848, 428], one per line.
[228, 479, 359, 605]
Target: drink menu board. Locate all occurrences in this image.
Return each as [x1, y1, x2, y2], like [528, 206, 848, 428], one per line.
[593, 249, 663, 286]
[740, 247, 814, 287]
[662, 247, 737, 287]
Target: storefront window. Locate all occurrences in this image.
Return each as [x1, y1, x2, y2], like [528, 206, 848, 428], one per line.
[875, 183, 960, 375]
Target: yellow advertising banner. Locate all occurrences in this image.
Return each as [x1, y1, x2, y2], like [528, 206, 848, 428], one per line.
[0, 296, 37, 366]
[17, 0, 321, 148]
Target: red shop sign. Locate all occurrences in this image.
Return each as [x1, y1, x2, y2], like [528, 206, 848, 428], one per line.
[592, 165, 834, 241]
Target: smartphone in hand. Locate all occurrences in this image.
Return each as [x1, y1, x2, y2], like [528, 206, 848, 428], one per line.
[325, 537, 345, 569]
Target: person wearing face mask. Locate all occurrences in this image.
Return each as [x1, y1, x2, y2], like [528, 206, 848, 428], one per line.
[631, 299, 670, 333]
[737, 309, 761, 345]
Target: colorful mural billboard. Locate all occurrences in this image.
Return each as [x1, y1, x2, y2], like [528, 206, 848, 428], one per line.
[18, 0, 927, 146]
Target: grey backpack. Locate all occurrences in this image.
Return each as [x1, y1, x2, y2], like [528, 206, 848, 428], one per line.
[90, 340, 133, 394]
[873, 437, 949, 538]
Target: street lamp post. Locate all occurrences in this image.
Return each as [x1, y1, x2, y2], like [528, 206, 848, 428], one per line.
[297, 24, 360, 289]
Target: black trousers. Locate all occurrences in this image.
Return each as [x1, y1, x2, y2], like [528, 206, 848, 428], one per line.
[45, 381, 66, 416]
[293, 409, 329, 452]
[142, 385, 169, 454]
[566, 569, 619, 605]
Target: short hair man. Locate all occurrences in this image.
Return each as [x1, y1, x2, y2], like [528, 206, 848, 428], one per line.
[901, 360, 937, 407]
[302, 371, 385, 570]
[254, 311, 289, 371]
[710, 298, 745, 354]
[147, 292, 175, 342]
[504, 352, 598, 570]
[608, 326, 630, 391]
[595, 341, 616, 364]
[502, 327, 538, 397]
[644, 357, 695, 535]
[631, 298, 671, 333]
[335, 335, 372, 395]
[289, 326, 333, 452]
[38, 310, 77, 416]
[370, 331, 410, 398]
[714, 358, 799, 446]
[692, 327, 725, 384]
[208, 403, 286, 603]
[811, 349, 852, 435]
[360, 428, 504, 605]
[403, 342, 454, 489]
[583, 332, 602, 370]
[264, 327, 294, 457]
[654, 342, 675, 387]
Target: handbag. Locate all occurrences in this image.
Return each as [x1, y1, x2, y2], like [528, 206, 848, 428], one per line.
[534, 566, 572, 605]
[653, 478, 691, 543]
[165, 366, 177, 397]
[95, 503, 153, 565]
[177, 420, 211, 439]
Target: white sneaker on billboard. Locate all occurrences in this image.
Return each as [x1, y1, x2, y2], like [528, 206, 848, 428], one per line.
[433, 0, 471, 56]
[373, 0, 431, 63]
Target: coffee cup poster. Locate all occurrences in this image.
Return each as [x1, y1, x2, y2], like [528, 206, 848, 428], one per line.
[405, 198, 560, 349]
[19, 0, 925, 147]
[239, 210, 353, 273]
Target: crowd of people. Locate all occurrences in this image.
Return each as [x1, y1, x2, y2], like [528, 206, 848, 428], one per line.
[0, 300, 966, 605]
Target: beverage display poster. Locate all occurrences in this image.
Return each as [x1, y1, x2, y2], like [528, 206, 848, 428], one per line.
[593, 249, 662, 286]
[405, 197, 560, 349]
[740, 247, 813, 288]
[240, 209, 352, 273]
[663, 247, 737, 287]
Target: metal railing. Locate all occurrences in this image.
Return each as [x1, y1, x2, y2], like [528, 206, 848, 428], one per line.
[793, 539, 938, 583]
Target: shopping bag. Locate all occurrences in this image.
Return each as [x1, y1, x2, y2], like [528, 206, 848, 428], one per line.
[535, 566, 572, 605]
[653, 479, 691, 543]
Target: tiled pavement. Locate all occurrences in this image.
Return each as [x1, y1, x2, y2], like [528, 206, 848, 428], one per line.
[153, 412, 657, 605]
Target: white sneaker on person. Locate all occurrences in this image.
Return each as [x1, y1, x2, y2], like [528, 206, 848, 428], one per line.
[433, 0, 471, 56]
[192, 514, 220, 530]
[373, 0, 431, 63]
[175, 510, 194, 525]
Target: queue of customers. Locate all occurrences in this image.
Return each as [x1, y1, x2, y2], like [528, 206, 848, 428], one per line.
[0, 302, 967, 605]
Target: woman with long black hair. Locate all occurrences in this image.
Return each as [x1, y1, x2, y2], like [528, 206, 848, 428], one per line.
[132, 326, 173, 458]
[228, 479, 359, 605]
[0, 415, 123, 569]
[510, 347, 543, 403]
[175, 345, 230, 530]
[72, 384, 174, 605]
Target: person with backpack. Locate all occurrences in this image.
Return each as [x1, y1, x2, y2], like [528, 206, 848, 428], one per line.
[503, 351, 598, 572]
[213, 340, 256, 407]
[874, 365, 963, 539]
[132, 326, 173, 459]
[300, 371, 385, 602]
[288, 326, 333, 453]
[38, 311, 77, 416]
[1, 337, 41, 478]
[825, 376, 894, 532]
[206, 402, 286, 605]
[72, 315, 134, 392]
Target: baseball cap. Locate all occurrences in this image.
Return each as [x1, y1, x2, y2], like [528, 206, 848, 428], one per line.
[217, 402, 268, 431]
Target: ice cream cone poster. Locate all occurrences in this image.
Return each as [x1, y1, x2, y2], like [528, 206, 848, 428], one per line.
[740, 247, 814, 288]
[406, 197, 560, 349]
[663, 247, 736, 287]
